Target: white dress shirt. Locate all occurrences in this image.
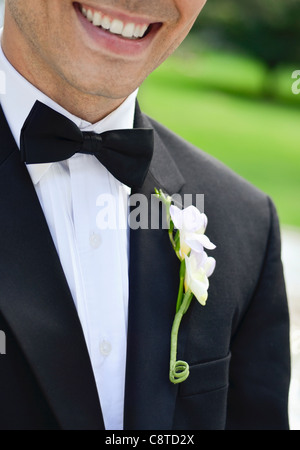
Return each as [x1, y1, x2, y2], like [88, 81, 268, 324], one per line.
[0, 31, 138, 430]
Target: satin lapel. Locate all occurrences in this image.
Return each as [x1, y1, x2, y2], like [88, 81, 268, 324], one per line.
[124, 107, 186, 430]
[0, 107, 104, 430]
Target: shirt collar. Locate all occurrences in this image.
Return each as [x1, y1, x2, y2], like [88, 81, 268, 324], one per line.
[0, 28, 138, 185]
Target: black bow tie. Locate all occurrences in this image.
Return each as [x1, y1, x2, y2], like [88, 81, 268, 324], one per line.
[20, 101, 154, 189]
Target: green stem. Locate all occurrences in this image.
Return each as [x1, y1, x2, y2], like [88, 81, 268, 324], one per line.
[169, 290, 194, 384]
[168, 229, 176, 250]
[175, 260, 186, 313]
[168, 228, 182, 261]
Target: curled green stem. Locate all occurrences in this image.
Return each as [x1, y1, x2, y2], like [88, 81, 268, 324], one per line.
[169, 289, 194, 384]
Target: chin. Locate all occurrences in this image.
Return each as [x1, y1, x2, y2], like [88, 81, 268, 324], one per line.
[77, 80, 136, 100]
[71, 74, 140, 100]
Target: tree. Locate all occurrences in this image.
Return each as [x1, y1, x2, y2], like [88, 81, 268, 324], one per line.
[195, 0, 300, 67]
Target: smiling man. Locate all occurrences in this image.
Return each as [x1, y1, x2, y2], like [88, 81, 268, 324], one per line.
[2, 1, 202, 122]
[0, 0, 290, 431]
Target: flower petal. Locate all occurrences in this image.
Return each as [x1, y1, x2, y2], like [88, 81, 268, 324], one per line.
[170, 205, 183, 230]
[185, 232, 216, 252]
[188, 275, 209, 306]
[205, 257, 216, 277]
[185, 253, 210, 306]
[182, 206, 205, 233]
[179, 234, 191, 258]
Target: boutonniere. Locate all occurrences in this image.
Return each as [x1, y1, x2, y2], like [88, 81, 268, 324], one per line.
[155, 189, 216, 384]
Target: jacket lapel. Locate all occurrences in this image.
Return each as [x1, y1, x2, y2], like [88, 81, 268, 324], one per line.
[0, 107, 104, 430]
[124, 108, 186, 429]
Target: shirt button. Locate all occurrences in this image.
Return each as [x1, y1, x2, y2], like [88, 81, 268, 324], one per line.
[89, 232, 101, 249]
[100, 340, 112, 356]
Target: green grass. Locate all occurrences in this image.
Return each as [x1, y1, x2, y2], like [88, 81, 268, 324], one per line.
[138, 50, 300, 227]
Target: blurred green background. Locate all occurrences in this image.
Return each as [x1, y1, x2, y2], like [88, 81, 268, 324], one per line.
[138, 0, 300, 227]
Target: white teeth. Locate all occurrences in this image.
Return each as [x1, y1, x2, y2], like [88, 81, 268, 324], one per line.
[133, 26, 141, 38]
[101, 16, 111, 30]
[122, 23, 135, 37]
[93, 12, 102, 26]
[122, 23, 135, 38]
[80, 6, 149, 39]
[136, 24, 149, 38]
[110, 19, 124, 35]
[87, 9, 93, 22]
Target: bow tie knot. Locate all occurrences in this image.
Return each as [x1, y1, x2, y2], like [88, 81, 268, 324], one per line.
[81, 132, 104, 156]
[20, 101, 154, 189]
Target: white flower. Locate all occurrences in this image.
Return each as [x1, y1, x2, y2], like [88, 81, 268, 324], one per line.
[155, 189, 217, 384]
[185, 250, 216, 306]
[170, 205, 216, 258]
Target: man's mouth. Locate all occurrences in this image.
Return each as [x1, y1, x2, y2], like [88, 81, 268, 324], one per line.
[77, 3, 155, 41]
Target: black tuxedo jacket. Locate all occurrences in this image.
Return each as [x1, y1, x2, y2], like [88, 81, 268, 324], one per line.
[0, 104, 290, 430]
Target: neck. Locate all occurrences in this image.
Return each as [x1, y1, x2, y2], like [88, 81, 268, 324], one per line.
[1, 22, 125, 124]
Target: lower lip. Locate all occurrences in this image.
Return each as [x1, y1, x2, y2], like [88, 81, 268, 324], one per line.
[74, 3, 162, 58]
